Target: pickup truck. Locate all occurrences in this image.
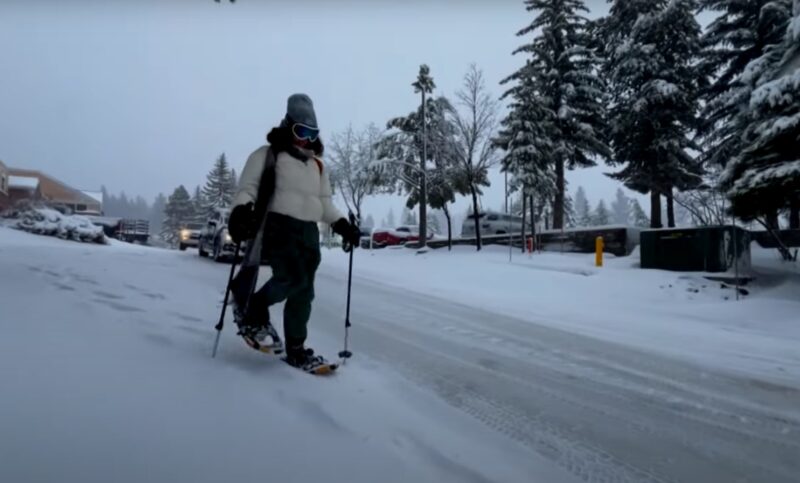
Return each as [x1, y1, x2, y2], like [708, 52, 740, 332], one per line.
[118, 219, 150, 244]
[178, 222, 204, 251]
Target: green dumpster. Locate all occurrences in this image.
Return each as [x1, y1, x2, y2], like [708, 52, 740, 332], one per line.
[640, 226, 750, 272]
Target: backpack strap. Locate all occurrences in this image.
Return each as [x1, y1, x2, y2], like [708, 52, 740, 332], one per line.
[252, 146, 277, 229]
[313, 156, 324, 174]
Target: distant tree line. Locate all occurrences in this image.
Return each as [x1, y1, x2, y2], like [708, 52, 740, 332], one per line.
[104, 153, 237, 247]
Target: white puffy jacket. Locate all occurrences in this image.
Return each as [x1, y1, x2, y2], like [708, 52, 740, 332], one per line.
[233, 146, 343, 225]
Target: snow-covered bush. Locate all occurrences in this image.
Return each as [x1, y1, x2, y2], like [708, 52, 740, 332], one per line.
[13, 205, 107, 244]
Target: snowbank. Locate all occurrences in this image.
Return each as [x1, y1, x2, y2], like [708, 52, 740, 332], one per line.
[10, 206, 107, 244]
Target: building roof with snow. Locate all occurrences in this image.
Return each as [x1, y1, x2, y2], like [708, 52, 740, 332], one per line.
[9, 175, 40, 190]
[7, 168, 101, 211]
[81, 190, 103, 204]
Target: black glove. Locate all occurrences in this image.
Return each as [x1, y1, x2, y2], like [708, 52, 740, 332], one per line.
[228, 202, 258, 243]
[332, 218, 360, 251]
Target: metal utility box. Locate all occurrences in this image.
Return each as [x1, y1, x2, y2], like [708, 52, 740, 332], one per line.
[640, 226, 750, 272]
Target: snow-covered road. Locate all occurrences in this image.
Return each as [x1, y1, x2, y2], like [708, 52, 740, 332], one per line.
[2, 227, 799, 482]
[315, 265, 800, 482]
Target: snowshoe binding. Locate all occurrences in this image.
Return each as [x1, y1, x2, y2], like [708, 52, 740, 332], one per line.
[234, 306, 284, 354]
[284, 346, 337, 375]
[238, 323, 284, 354]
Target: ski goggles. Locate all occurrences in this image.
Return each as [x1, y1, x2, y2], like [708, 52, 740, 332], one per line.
[291, 123, 320, 142]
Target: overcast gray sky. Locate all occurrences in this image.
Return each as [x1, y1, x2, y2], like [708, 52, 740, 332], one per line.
[2, 0, 656, 227]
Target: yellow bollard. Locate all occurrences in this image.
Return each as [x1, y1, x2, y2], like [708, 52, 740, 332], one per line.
[595, 236, 604, 267]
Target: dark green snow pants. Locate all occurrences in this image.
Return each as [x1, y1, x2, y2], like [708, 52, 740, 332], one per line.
[233, 212, 321, 345]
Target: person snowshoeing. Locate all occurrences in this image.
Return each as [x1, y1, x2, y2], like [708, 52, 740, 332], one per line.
[227, 93, 361, 372]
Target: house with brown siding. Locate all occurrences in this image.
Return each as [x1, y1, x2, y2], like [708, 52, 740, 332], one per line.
[8, 175, 42, 206]
[7, 168, 102, 215]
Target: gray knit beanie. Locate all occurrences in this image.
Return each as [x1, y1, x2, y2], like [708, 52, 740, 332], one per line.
[283, 93, 318, 128]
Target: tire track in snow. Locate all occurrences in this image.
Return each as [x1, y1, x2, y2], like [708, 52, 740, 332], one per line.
[315, 270, 800, 483]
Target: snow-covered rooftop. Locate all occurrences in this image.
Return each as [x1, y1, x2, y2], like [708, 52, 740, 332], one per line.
[9, 176, 39, 190]
[81, 190, 103, 204]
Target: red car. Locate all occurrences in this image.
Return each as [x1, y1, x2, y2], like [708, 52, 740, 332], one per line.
[370, 225, 433, 248]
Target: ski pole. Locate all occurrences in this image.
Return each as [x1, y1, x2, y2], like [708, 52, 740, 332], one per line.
[212, 241, 242, 358]
[338, 211, 357, 362]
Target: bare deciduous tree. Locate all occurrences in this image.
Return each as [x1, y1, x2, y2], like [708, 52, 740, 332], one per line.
[672, 167, 728, 227]
[450, 64, 500, 251]
[328, 123, 391, 222]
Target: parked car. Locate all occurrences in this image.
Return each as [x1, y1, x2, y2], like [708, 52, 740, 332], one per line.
[179, 222, 204, 251]
[371, 225, 434, 248]
[461, 211, 523, 238]
[198, 208, 237, 262]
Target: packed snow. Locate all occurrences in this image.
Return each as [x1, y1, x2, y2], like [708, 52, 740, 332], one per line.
[0, 226, 572, 483]
[3, 225, 800, 482]
[325, 243, 800, 386]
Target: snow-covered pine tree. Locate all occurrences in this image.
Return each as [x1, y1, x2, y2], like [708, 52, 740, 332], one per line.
[573, 186, 592, 227]
[191, 186, 205, 224]
[380, 102, 434, 196]
[132, 196, 149, 220]
[563, 193, 575, 228]
[161, 185, 194, 245]
[699, 0, 792, 169]
[611, 188, 630, 225]
[501, 0, 609, 230]
[427, 165, 456, 247]
[387, 208, 396, 228]
[387, 96, 458, 228]
[364, 214, 375, 230]
[498, 58, 557, 246]
[721, 0, 800, 233]
[229, 168, 238, 198]
[592, 199, 610, 226]
[100, 186, 111, 215]
[202, 153, 234, 217]
[603, 0, 704, 228]
[413, 64, 436, 248]
[379, 94, 457, 244]
[427, 100, 459, 249]
[149, 193, 167, 235]
[118, 192, 130, 217]
[629, 198, 650, 227]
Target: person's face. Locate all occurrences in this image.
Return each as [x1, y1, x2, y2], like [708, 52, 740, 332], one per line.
[291, 123, 320, 149]
[292, 136, 311, 149]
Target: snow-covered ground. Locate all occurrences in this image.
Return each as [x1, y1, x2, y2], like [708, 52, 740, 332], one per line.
[2, 225, 799, 482]
[325, 243, 800, 386]
[0, 226, 571, 483]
